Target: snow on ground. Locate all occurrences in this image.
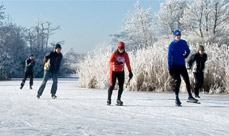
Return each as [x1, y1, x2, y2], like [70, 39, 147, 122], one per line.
[0, 78, 229, 136]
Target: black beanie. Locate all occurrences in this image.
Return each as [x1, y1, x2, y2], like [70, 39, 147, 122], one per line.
[55, 44, 62, 49]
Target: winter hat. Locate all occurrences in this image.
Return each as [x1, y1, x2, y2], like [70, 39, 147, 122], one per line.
[30, 54, 34, 57]
[55, 44, 62, 49]
[173, 30, 181, 36]
[198, 45, 205, 51]
[118, 41, 125, 49]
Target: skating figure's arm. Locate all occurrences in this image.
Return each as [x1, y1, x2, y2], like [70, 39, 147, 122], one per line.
[187, 53, 196, 69]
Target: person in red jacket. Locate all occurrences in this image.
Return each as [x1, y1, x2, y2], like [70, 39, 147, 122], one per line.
[107, 41, 133, 106]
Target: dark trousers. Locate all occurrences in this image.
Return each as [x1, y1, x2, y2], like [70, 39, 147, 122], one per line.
[108, 71, 125, 101]
[37, 71, 58, 96]
[169, 65, 192, 97]
[22, 71, 33, 86]
[193, 72, 204, 97]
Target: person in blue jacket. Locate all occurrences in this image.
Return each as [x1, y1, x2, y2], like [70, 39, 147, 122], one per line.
[168, 30, 199, 106]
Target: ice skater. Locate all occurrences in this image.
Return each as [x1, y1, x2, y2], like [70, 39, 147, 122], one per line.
[168, 30, 199, 106]
[188, 45, 207, 98]
[20, 54, 35, 89]
[37, 44, 63, 99]
[107, 41, 133, 106]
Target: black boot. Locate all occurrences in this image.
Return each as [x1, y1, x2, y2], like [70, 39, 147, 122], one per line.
[107, 99, 111, 105]
[37, 94, 41, 99]
[20, 82, 24, 89]
[195, 95, 200, 98]
[116, 99, 123, 106]
[51, 95, 57, 99]
[175, 96, 182, 106]
[187, 96, 198, 103]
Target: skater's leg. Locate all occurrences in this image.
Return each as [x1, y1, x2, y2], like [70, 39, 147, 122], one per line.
[21, 71, 29, 89]
[199, 72, 204, 95]
[37, 71, 51, 96]
[117, 71, 125, 101]
[29, 72, 33, 88]
[108, 72, 116, 103]
[181, 66, 192, 97]
[194, 72, 204, 97]
[169, 67, 182, 105]
[51, 73, 58, 96]
[194, 72, 201, 97]
[169, 67, 181, 97]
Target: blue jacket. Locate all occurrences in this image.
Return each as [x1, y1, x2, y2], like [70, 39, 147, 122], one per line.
[168, 39, 190, 69]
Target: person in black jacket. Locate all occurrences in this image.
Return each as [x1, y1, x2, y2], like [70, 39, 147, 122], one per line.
[20, 54, 35, 89]
[188, 45, 207, 98]
[37, 44, 63, 99]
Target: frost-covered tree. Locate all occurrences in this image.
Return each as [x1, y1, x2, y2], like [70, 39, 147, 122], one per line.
[158, 0, 187, 36]
[181, 0, 229, 44]
[112, 1, 156, 50]
[59, 48, 82, 76]
[0, 23, 27, 79]
[78, 45, 112, 89]
[27, 19, 60, 56]
[0, 4, 5, 25]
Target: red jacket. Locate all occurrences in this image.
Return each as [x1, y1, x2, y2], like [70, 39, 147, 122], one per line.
[109, 50, 131, 72]
[109, 50, 131, 86]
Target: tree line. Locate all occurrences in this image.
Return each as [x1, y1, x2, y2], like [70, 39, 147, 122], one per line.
[78, 0, 229, 93]
[112, 0, 229, 50]
[0, 4, 78, 80]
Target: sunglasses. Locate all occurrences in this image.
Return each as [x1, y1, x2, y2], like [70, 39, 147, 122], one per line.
[118, 47, 124, 50]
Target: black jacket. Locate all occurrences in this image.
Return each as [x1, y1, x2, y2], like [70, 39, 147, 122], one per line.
[44, 51, 63, 73]
[25, 58, 35, 73]
[188, 52, 207, 73]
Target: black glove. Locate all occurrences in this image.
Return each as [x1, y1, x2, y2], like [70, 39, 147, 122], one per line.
[168, 67, 174, 75]
[129, 71, 133, 79]
[115, 61, 123, 65]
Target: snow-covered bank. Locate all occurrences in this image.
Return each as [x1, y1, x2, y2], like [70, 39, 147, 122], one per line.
[0, 80, 229, 136]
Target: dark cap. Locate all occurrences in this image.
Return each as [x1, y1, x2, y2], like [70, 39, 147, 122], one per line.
[173, 30, 181, 36]
[30, 54, 34, 57]
[55, 44, 62, 49]
[198, 45, 205, 51]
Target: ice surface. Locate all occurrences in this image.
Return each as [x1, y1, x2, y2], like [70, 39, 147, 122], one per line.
[0, 79, 229, 136]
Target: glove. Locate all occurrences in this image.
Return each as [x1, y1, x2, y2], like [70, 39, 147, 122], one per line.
[168, 67, 174, 75]
[115, 61, 123, 65]
[129, 71, 133, 79]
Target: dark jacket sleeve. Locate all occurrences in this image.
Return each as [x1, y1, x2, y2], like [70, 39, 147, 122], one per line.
[44, 51, 53, 63]
[187, 53, 196, 68]
[25, 59, 29, 67]
[204, 53, 207, 62]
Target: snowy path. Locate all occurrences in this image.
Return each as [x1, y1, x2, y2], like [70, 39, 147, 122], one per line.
[0, 79, 229, 136]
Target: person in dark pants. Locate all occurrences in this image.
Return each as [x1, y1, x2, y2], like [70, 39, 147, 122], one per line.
[20, 54, 35, 89]
[107, 41, 133, 106]
[168, 30, 198, 106]
[37, 44, 63, 99]
[188, 45, 207, 98]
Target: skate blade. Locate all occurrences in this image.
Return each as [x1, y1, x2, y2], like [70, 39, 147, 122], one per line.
[175, 104, 182, 107]
[187, 101, 201, 104]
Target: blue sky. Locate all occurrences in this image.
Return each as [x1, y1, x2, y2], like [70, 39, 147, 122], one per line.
[2, 0, 164, 54]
